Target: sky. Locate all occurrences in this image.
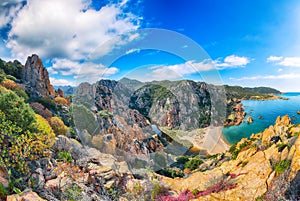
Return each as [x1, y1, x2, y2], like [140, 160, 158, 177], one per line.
[0, 0, 300, 91]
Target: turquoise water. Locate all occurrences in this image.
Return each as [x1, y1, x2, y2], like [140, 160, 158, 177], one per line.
[222, 93, 300, 144]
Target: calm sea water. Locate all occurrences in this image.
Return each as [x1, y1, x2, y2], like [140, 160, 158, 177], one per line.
[222, 92, 300, 144]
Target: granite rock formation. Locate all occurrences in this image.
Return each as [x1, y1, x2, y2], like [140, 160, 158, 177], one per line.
[21, 54, 55, 98]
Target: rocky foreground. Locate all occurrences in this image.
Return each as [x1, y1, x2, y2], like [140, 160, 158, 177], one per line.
[2, 115, 299, 201]
[162, 116, 300, 201]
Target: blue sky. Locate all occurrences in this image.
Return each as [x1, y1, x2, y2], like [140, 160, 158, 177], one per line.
[0, 0, 300, 91]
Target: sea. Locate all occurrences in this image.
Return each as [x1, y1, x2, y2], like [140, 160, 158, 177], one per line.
[222, 92, 300, 144]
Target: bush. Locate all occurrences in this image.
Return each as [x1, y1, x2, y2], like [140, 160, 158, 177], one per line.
[0, 112, 55, 175]
[151, 183, 169, 200]
[0, 183, 8, 200]
[176, 156, 190, 164]
[1, 79, 19, 90]
[0, 89, 55, 175]
[37, 97, 58, 112]
[274, 159, 291, 174]
[6, 75, 16, 81]
[158, 168, 184, 178]
[98, 109, 113, 119]
[1, 79, 29, 101]
[54, 96, 68, 105]
[49, 116, 69, 136]
[184, 158, 203, 171]
[0, 88, 35, 131]
[30, 102, 53, 119]
[57, 151, 72, 163]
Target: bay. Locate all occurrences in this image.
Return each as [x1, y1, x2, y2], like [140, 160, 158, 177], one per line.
[222, 92, 300, 144]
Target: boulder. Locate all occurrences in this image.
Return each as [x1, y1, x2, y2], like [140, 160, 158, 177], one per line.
[247, 116, 253, 124]
[7, 190, 46, 201]
[52, 135, 89, 161]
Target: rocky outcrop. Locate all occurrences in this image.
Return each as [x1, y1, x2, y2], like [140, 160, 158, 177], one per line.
[161, 116, 300, 201]
[247, 116, 253, 123]
[57, 88, 64, 97]
[21, 54, 55, 98]
[224, 100, 246, 126]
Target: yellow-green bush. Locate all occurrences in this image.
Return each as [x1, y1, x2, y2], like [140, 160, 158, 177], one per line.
[0, 89, 56, 175]
[49, 116, 69, 136]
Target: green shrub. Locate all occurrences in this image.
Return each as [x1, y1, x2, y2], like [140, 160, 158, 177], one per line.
[276, 143, 289, 152]
[6, 75, 16, 81]
[274, 159, 291, 174]
[0, 183, 8, 199]
[192, 189, 200, 196]
[184, 158, 203, 171]
[160, 168, 184, 178]
[98, 109, 113, 119]
[106, 185, 121, 200]
[176, 156, 190, 164]
[229, 144, 237, 154]
[206, 154, 219, 159]
[67, 184, 82, 201]
[57, 151, 72, 163]
[151, 183, 169, 200]
[0, 88, 35, 131]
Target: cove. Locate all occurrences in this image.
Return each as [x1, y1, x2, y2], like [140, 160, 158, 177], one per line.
[222, 93, 300, 144]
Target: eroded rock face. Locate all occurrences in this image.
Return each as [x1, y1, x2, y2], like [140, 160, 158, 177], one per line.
[130, 81, 211, 130]
[21, 54, 55, 98]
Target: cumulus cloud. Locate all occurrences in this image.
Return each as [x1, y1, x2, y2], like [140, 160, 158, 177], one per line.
[49, 77, 76, 86]
[215, 55, 251, 69]
[147, 60, 215, 81]
[49, 58, 119, 83]
[6, 0, 140, 61]
[267, 56, 283, 62]
[267, 56, 300, 67]
[0, 1, 23, 28]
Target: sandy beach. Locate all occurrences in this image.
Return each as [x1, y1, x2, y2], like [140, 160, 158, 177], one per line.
[201, 126, 231, 154]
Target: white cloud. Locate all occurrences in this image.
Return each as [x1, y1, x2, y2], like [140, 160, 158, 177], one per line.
[278, 68, 283, 72]
[267, 56, 283, 62]
[147, 60, 215, 81]
[6, 0, 140, 61]
[267, 56, 300, 67]
[49, 58, 119, 82]
[215, 55, 251, 69]
[125, 48, 140, 54]
[278, 57, 300, 67]
[0, 2, 23, 28]
[49, 77, 76, 86]
[230, 73, 300, 81]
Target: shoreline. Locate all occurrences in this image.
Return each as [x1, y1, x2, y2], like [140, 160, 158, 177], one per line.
[200, 126, 230, 154]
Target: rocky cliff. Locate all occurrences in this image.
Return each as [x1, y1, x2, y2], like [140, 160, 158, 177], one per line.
[21, 54, 55, 98]
[129, 80, 211, 130]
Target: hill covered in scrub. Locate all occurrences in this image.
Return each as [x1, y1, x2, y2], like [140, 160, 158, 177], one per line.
[0, 55, 295, 201]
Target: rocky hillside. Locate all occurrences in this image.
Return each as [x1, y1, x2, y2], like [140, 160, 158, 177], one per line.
[159, 116, 300, 201]
[0, 55, 291, 201]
